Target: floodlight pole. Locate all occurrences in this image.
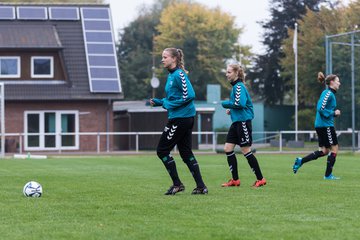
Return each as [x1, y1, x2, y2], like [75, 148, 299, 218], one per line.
[325, 35, 330, 75]
[351, 33, 356, 152]
[294, 23, 298, 141]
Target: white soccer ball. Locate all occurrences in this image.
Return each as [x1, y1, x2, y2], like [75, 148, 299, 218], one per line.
[23, 181, 43, 198]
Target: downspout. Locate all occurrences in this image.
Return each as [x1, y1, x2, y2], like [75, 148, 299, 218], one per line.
[106, 99, 111, 152]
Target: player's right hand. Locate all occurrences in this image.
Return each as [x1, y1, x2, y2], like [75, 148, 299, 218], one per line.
[335, 109, 341, 116]
[149, 98, 155, 106]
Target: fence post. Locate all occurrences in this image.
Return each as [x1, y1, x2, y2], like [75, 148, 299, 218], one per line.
[212, 132, 216, 153]
[58, 133, 62, 154]
[107, 132, 110, 153]
[136, 133, 139, 152]
[19, 133, 22, 154]
[97, 132, 100, 154]
[279, 131, 283, 153]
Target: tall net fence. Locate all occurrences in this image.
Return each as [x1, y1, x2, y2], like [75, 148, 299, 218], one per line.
[326, 31, 360, 151]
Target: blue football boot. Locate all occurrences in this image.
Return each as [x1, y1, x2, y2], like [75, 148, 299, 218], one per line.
[324, 174, 340, 180]
[293, 157, 302, 174]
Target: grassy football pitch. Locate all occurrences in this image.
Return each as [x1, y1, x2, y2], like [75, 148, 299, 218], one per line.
[0, 153, 359, 240]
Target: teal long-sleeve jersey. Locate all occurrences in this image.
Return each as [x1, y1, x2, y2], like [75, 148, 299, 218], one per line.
[315, 88, 337, 128]
[152, 68, 196, 119]
[222, 79, 254, 122]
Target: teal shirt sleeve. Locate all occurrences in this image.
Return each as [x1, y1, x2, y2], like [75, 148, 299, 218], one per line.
[317, 91, 335, 118]
[222, 83, 246, 109]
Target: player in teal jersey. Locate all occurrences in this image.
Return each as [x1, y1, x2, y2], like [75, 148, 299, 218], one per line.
[150, 48, 207, 195]
[221, 63, 266, 188]
[293, 72, 341, 180]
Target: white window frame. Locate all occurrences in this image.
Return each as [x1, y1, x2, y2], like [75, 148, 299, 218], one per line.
[31, 56, 54, 78]
[24, 110, 79, 151]
[0, 56, 20, 78]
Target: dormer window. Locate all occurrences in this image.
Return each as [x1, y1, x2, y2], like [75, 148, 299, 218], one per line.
[31, 56, 53, 78]
[0, 56, 20, 78]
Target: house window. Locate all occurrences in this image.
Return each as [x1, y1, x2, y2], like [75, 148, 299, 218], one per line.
[25, 111, 79, 150]
[27, 113, 40, 147]
[0, 57, 20, 78]
[31, 56, 54, 78]
[61, 114, 76, 147]
[45, 112, 56, 148]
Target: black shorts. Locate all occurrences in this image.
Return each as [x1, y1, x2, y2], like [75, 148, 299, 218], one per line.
[226, 120, 252, 147]
[316, 127, 338, 148]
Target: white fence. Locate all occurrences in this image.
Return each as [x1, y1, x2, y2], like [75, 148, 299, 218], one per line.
[2, 130, 359, 154]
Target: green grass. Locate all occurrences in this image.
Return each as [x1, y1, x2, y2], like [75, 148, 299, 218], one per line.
[0, 153, 359, 240]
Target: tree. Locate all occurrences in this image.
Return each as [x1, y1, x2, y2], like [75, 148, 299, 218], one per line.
[154, 1, 250, 100]
[117, 0, 173, 100]
[248, 0, 329, 105]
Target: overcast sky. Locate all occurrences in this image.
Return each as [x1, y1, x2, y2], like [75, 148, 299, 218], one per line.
[105, 0, 271, 54]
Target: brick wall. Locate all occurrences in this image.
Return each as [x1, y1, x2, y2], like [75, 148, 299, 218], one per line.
[5, 100, 113, 152]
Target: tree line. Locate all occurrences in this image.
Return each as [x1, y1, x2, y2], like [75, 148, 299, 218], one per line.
[118, 0, 360, 130]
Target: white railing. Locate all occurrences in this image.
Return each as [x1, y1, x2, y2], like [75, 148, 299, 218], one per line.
[2, 130, 359, 154]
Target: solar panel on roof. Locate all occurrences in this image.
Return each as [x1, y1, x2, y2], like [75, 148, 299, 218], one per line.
[86, 43, 114, 54]
[0, 6, 15, 20]
[81, 7, 121, 93]
[81, 8, 109, 19]
[91, 80, 120, 92]
[49, 7, 79, 20]
[88, 56, 116, 66]
[85, 32, 113, 42]
[90, 67, 118, 79]
[17, 7, 47, 20]
[83, 20, 111, 31]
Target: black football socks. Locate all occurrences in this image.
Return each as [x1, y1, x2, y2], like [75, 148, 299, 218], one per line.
[244, 151, 263, 180]
[325, 152, 337, 177]
[161, 155, 181, 186]
[301, 150, 325, 165]
[184, 156, 205, 188]
[226, 151, 239, 180]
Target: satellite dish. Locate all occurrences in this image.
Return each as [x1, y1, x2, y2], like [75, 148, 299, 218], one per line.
[151, 77, 160, 88]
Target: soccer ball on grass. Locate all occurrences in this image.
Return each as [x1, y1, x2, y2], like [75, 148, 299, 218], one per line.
[23, 181, 43, 198]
